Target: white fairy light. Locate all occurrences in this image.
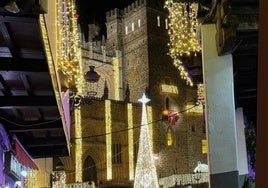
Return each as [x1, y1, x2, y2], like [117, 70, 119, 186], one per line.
[134, 93, 159, 188]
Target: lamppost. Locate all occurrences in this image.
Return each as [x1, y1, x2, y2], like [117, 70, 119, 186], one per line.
[71, 66, 101, 108]
[84, 66, 100, 97]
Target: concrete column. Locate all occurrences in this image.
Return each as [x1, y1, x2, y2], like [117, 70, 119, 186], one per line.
[201, 24, 239, 187]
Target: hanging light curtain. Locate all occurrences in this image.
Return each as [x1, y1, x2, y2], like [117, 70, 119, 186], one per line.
[57, 0, 82, 87]
[164, 0, 201, 57]
[164, 0, 201, 86]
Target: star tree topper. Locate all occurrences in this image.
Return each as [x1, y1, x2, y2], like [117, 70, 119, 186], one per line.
[138, 93, 150, 105]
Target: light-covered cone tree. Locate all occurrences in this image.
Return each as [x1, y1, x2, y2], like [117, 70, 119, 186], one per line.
[134, 93, 159, 188]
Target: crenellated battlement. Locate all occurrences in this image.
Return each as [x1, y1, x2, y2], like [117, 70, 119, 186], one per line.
[106, 8, 122, 22]
[80, 33, 115, 63]
[105, 0, 146, 20]
[106, 0, 164, 21]
[105, 0, 167, 58]
[122, 0, 146, 15]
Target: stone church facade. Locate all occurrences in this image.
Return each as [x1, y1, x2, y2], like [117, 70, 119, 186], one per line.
[54, 0, 207, 187]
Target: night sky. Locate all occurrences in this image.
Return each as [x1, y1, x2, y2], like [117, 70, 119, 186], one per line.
[76, 0, 135, 21]
[75, 0, 135, 40]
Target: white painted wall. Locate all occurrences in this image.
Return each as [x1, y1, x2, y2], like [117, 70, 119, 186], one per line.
[201, 24, 239, 174]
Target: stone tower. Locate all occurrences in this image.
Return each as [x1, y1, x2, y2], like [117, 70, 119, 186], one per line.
[106, 8, 123, 55]
[105, 0, 187, 108]
[59, 0, 207, 187]
[104, 0, 205, 178]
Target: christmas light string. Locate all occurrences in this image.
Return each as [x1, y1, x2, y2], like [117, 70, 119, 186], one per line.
[0, 100, 200, 129]
[60, 101, 202, 177]
[0, 100, 202, 176]
[71, 102, 200, 140]
[52, 103, 203, 176]
[0, 99, 203, 178]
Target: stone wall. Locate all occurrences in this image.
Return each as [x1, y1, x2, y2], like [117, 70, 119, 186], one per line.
[61, 0, 207, 186]
[65, 99, 206, 185]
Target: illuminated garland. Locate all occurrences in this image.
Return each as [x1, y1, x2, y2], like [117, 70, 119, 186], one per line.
[165, 0, 201, 86]
[74, 108, 83, 182]
[164, 0, 201, 57]
[57, 0, 83, 88]
[52, 171, 66, 188]
[127, 103, 135, 180]
[159, 173, 209, 187]
[105, 100, 112, 180]
[24, 170, 37, 188]
[197, 83, 205, 105]
[173, 58, 193, 86]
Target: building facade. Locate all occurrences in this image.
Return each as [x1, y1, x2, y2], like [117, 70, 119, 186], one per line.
[53, 0, 207, 187]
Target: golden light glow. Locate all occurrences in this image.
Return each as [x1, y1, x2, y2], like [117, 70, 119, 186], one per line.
[186, 104, 203, 113]
[173, 58, 193, 86]
[134, 94, 159, 187]
[161, 84, 178, 94]
[159, 173, 209, 186]
[52, 171, 66, 188]
[39, 14, 71, 153]
[202, 139, 207, 154]
[127, 103, 134, 180]
[167, 127, 173, 146]
[74, 108, 82, 182]
[147, 106, 153, 147]
[105, 100, 112, 180]
[24, 170, 37, 188]
[57, 0, 83, 87]
[165, 0, 201, 86]
[113, 57, 120, 100]
[197, 83, 205, 105]
[162, 109, 169, 116]
[164, 0, 201, 57]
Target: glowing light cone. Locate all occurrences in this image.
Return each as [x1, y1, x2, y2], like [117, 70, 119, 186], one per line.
[134, 93, 159, 188]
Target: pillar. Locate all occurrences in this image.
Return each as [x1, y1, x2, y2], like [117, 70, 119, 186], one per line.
[256, 0, 268, 186]
[201, 24, 239, 187]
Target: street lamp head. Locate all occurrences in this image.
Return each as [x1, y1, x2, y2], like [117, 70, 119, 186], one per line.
[84, 66, 100, 83]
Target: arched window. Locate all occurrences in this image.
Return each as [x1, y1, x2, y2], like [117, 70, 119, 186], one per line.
[83, 156, 97, 184]
[165, 97, 170, 110]
[167, 126, 173, 146]
[53, 157, 64, 171]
